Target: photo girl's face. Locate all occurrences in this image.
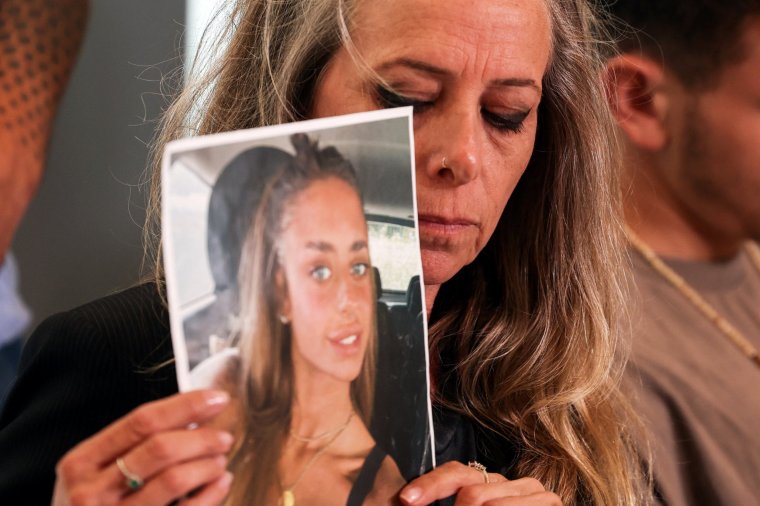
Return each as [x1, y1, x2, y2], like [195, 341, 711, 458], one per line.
[311, 0, 551, 287]
[277, 177, 373, 385]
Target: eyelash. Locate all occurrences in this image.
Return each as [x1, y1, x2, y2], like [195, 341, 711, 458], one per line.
[376, 85, 432, 111]
[375, 85, 529, 134]
[481, 108, 528, 134]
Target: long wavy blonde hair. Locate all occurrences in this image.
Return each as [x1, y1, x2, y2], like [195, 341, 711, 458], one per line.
[144, 0, 649, 503]
[429, 2, 650, 503]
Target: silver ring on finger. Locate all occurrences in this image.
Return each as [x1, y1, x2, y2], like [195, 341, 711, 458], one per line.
[116, 457, 144, 491]
[468, 460, 489, 484]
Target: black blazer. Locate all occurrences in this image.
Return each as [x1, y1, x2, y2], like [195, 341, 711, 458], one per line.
[0, 284, 177, 504]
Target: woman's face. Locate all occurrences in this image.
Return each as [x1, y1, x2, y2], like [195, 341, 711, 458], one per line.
[312, 0, 551, 287]
[278, 177, 373, 384]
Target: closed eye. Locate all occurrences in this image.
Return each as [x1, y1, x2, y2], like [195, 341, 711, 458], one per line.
[481, 108, 529, 133]
[375, 85, 433, 112]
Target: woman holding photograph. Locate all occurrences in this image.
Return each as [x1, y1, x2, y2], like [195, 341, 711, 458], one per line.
[0, 0, 651, 504]
[219, 134, 405, 504]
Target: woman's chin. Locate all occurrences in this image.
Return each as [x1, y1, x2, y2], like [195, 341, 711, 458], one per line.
[325, 362, 364, 384]
[420, 248, 471, 287]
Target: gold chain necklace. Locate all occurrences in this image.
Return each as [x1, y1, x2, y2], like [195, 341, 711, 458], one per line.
[288, 411, 353, 443]
[626, 226, 760, 368]
[280, 412, 354, 506]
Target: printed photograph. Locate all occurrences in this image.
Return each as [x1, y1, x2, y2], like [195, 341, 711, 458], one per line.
[162, 108, 433, 504]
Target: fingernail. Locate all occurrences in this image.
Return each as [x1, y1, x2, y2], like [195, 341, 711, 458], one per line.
[400, 486, 421, 504]
[220, 471, 233, 487]
[205, 390, 230, 406]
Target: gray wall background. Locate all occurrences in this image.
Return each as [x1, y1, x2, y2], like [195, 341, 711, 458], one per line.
[12, 0, 185, 332]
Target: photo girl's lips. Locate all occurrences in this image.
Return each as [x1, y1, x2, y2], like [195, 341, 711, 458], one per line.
[417, 214, 480, 236]
[327, 327, 363, 354]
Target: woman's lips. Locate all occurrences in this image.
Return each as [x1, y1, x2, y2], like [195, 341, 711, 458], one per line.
[417, 214, 479, 236]
[327, 328, 362, 353]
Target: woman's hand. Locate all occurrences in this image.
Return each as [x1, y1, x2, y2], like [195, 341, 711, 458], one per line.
[399, 461, 562, 506]
[52, 390, 234, 506]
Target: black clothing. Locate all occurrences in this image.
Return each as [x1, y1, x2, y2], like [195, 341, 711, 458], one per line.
[0, 284, 519, 504]
[0, 285, 177, 505]
[433, 407, 519, 479]
[346, 444, 386, 506]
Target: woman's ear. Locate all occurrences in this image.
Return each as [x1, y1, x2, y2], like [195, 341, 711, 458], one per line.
[275, 268, 292, 323]
[603, 54, 670, 152]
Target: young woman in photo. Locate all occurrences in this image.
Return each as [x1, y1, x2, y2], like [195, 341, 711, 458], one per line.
[204, 134, 406, 504]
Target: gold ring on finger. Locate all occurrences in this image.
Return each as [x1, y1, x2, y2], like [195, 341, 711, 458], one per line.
[468, 460, 489, 484]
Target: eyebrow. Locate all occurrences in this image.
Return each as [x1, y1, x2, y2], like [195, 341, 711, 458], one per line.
[376, 57, 542, 93]
[305, 240, 368, 252]
[351, 240, 368, 252]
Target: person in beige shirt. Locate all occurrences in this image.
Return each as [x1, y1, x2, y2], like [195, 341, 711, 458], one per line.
[603, 1, 760, 504]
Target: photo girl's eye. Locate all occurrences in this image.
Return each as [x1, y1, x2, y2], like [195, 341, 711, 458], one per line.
[310, 265, 332, 281]
[351, 262, 369, 277]
[375, 85, 432, 111]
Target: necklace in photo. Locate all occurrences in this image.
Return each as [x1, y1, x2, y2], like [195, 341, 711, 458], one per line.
[288, 410, 354, 443]
[281, 412, 354, 506]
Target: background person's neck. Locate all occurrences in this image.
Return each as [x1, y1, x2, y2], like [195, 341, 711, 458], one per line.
[624, 162, 745, 262]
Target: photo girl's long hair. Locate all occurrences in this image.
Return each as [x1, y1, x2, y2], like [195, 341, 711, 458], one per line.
[144, 0, 649, 503]
[229, 134, 376, 504]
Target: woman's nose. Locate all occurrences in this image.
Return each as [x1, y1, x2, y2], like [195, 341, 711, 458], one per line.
[337, 275, 357, 312]
[420, 108, 481, 186]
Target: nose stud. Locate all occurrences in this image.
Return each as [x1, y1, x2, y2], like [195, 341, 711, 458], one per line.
[441, 156, 449, 169]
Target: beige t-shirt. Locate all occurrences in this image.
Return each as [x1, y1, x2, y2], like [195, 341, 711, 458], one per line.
[626, 247, 760, 506]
